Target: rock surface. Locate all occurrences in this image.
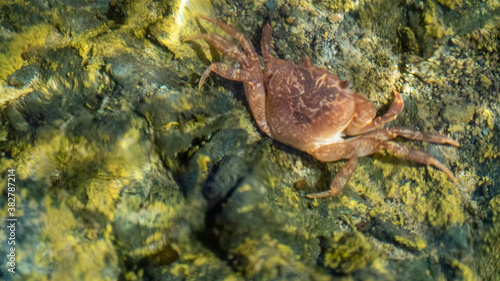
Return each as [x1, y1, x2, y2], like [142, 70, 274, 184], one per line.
[0, 0, 499, 280]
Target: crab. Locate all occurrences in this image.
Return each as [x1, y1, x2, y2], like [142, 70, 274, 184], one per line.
[184, 16, 460, 198]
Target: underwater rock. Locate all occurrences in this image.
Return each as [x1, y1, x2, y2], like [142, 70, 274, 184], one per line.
[0, 0, 498, 280]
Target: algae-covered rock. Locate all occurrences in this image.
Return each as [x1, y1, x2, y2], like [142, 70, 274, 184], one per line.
[0, 0, 499, 280]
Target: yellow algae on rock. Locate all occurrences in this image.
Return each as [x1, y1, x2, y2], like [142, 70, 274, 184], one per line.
[196, 154, 211, 178]
[35, 197, 118, 281]
[437, 0, 463, 9]
[149, 0, 214, 59]
[0, 0, 498, 279]
[324, 231, 377, 274]
[234, 234, 309, 279]
[0, 24, 54, 83]
[15, 119, 150, 220]
[423, 1, 453, 39]
[276, 187, 301, 208]
[171, 264, 190, 277]
[442, 104, 476, 126]
[483, 108, 494, 130]
[451, 259, 477, 281]
[340, 195, 368, 213]
[394, 235, 427, 251]
[359, 158, 465, 231]
[477, 195, 500, 280]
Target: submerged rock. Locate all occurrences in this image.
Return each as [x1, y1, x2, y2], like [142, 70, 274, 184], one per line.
[0, 0, 498, 280]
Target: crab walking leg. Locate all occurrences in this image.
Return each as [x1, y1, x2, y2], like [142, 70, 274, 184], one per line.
[307, 136, 385, 197]
[261, 23, 273, 63]
[243, 81, 270, 135]
[199, 15, 258, 62]
[183, 33, 249, 67]
[387, 127, 460, 147]
[306, 157, 359, 199]
[310, 131, 389, 162]
[191, 16, 270, 135]
[383, 141, 458, 183]
[308, 127, 458, 196]
[197, 63, 253, 89]
[197, 63, 269, 134]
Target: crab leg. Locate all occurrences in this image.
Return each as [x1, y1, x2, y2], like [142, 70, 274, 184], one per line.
[198, 63, 253, 89]
[306, 157, 359, 198]
[261, 23, 273, 63]
[198, 15, 258, 62]
[387, 127, 460, 147]
[383, 141, 457, 183]
[310, 130, 389, 162]
[183, 33, 249, 67]
[308, 127, 458, 197]
[185, 16, 270, 135]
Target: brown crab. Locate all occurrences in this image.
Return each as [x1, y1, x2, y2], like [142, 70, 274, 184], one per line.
[184, 16, 459, 198]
